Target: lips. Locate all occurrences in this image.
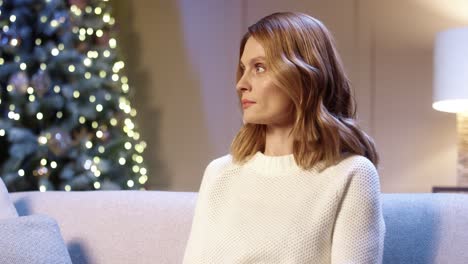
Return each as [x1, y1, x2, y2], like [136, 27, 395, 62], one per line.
[241, 99, 256, 109]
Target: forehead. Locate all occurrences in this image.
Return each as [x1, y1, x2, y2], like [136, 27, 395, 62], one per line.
[240, 37, 266, 63]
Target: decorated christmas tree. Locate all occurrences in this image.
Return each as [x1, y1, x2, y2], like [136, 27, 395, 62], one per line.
[0, 0, 148, 191]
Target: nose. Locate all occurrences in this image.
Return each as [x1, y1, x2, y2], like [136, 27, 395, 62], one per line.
[236, 73, 251, 93]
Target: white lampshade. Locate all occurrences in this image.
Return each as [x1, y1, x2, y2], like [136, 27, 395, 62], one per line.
[433, 27, 468, 113]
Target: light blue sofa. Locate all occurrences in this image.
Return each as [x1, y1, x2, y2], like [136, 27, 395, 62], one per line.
[8, 191, 468, 264]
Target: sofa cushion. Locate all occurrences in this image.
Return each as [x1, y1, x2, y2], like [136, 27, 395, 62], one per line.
[0, 214, 72, 264]
[382, 193, 468, 264]
[0, 178, 18, 219]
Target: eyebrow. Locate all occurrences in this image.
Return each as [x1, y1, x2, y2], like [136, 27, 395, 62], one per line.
[239, 56, 266, 67]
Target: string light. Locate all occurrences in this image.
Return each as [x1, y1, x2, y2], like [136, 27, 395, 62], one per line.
[139, 175, 148, 184]
[127, 180, 134, 188]
[103, 13, 110, 23]
[124, 142, 132, 150]
[94, 7, 102, 15]
[50, 20, 59, 27]
[118, 157, 126, 165]
[79, 116, 86, 124]
[84, 57, 92, 66]
[65, 185, 71, 191]
[51, 48, 59, 56]
[110, 118, 117, 126]
[94, 182, 101, 189]
[39, 185, 47, 192]
[0, 129, 5, 137]
[18, 169, 25, 177]
[96, 104, 103, 112]
[121, 83, 129, 93]
[51, 161, 57, 168]
[109, 38, 117, 49]
[36, 112, 43, 120]
[83, 159, 92, 170]
[38, 135, 47, 144]
[98, 146, 105, 153]
[136, 156, 143, 164]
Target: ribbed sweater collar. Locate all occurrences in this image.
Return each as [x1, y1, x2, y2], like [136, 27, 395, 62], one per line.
[244, 151, 302, 176]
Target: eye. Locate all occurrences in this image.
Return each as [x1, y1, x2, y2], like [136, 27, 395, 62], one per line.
[255, 63, 266, 73]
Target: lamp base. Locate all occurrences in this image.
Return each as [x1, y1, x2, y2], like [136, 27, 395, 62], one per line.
[457, 112, 468, 186]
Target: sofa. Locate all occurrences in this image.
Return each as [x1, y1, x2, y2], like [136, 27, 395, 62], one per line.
[3, 189, 468, 264]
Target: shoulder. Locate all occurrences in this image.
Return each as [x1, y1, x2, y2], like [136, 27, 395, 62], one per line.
[336, 154, 381, 191]
[203, 154, 238, 178]
[328, 154, 379, 185]
[340, 154, 377, 174]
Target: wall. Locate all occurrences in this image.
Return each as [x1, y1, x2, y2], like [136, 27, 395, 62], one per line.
[113, 0, 466, 193]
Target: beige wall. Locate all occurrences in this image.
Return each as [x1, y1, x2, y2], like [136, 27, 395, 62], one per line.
[113, 0, 465, 193]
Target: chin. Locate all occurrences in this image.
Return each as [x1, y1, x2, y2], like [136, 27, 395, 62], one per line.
[243, 116, 268, 125]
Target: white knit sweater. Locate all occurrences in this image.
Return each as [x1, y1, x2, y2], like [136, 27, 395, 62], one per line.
[182, 152, 386, 264]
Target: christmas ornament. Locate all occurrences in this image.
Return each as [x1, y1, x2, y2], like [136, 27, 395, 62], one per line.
[45, 128, 72, 156]
[96, 31, 110, 46]
[69, 0, 87, 10]
[8, 71, 29, 94]
[31, 70, 52, 97]
[33, 166, 50, 178]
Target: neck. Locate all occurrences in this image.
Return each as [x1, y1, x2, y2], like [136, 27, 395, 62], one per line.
[264, 123, 294, 156]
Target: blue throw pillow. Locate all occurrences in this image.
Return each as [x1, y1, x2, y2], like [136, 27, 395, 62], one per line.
[0, 214, 72, 264]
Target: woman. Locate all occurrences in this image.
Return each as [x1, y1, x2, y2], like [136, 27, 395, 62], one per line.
[183, 12, 385, 264]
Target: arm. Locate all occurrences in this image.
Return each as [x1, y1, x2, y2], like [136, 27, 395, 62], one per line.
[331, 157, 386, 264]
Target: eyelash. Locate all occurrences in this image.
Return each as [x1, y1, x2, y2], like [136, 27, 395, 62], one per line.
[255, 63, 266, 73]
[240, 63, 266, 74]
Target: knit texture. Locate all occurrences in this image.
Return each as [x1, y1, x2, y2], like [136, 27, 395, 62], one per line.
[0, 214, 72, 264]
[183, 152, 385, 264]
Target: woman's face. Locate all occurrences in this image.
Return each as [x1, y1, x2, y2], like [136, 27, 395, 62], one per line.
[236, 37, 294, 127]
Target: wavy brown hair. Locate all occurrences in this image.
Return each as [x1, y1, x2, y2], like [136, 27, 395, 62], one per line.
[230, 12, 379, 169]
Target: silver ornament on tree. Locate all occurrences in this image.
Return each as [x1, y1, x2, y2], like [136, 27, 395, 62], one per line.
[8, 71, 29, 94]
[31, 70, 51, 97]
[46, 128, 72, 156]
